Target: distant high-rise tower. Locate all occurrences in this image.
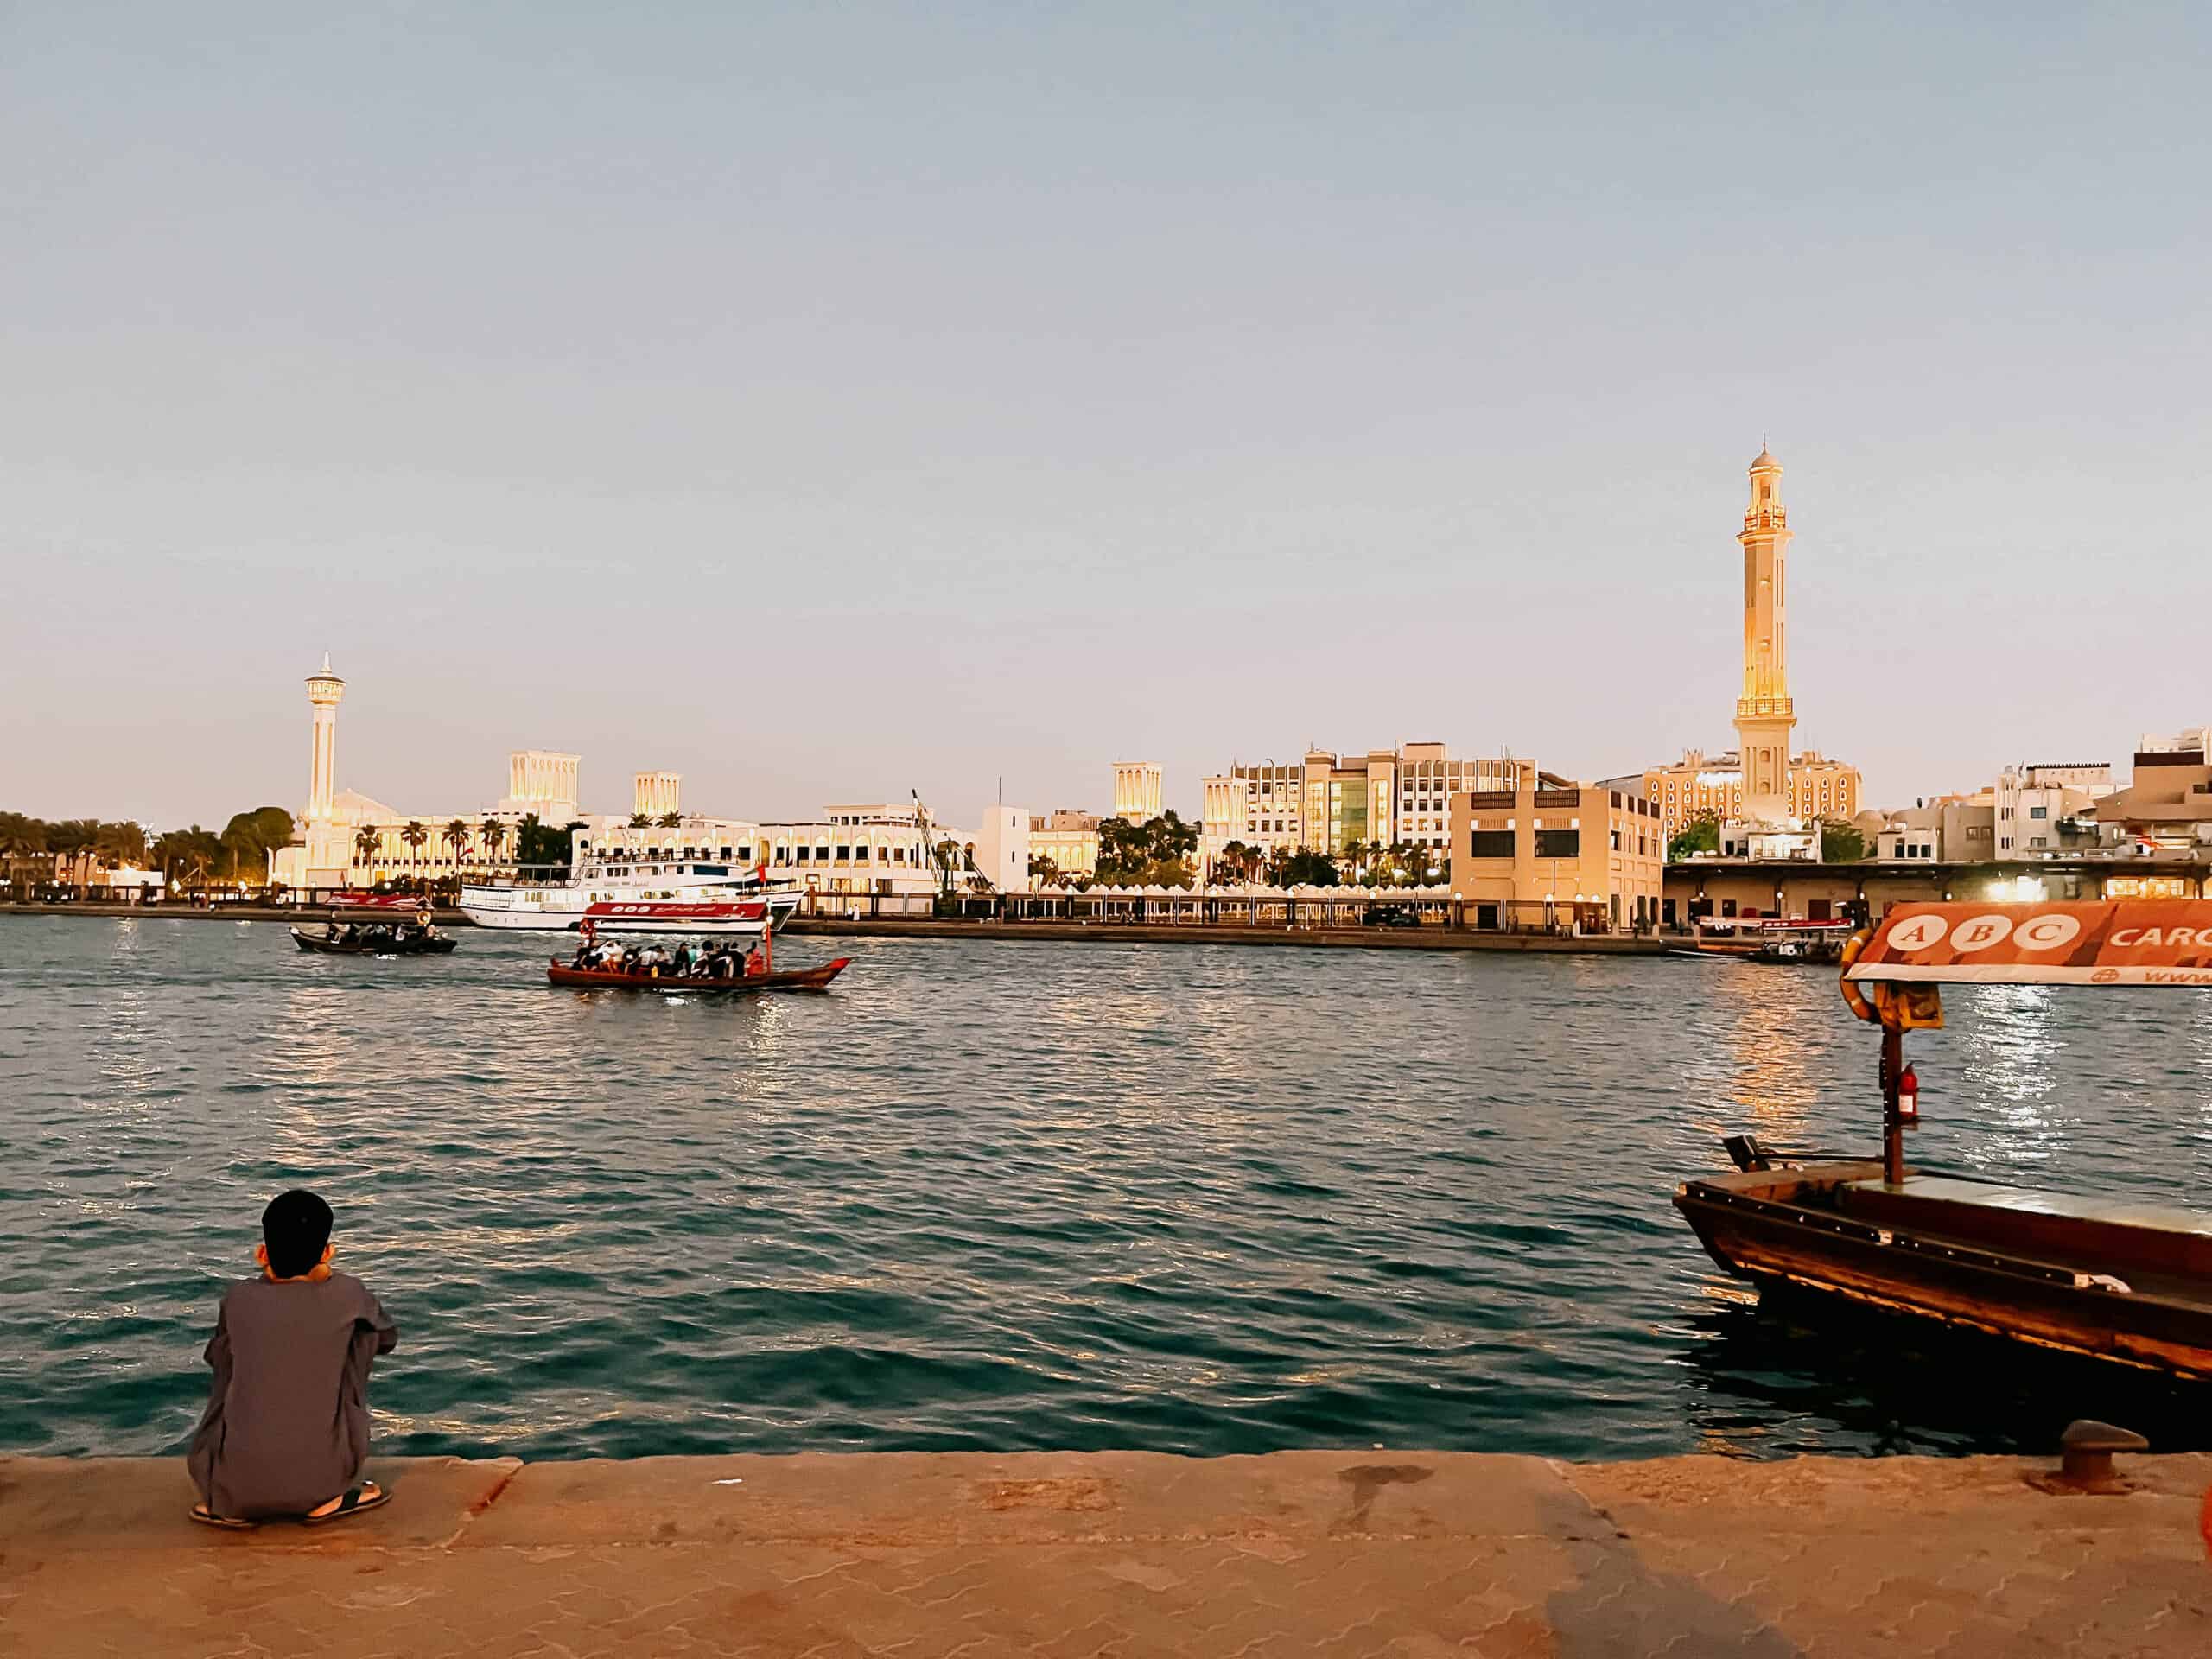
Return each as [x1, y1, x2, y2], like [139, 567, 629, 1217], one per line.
[304, 654, 345, 826]
[1732, 446, 1795, 822]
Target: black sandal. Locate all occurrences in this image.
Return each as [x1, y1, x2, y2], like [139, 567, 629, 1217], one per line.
[188, 1503, 257, 1531]
[302, 1484, 391, 1526]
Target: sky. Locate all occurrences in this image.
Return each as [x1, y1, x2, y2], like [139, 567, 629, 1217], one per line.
[3, 2, 2207, 831]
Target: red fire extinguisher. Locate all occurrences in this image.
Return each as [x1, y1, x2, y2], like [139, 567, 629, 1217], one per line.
[1897, 1062, 1920, 1126]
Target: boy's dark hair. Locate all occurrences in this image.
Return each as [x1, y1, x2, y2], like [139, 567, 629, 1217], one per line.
[262, 1189, 334, 1278]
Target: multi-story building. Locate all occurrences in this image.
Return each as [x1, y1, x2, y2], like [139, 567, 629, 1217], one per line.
[1198, 745, 1523, 878]
[2139, 728, 2211, 763]
[1643, 747, 1862, 842]
[1198, 763, 1304, 878]
[1643, 448, 1863, 852]
[2093, 746, 2212, 852]
[1028, 810, 1100, 880]
[1447, 774, 1665, 932]
[1993, 765, 2107, 857]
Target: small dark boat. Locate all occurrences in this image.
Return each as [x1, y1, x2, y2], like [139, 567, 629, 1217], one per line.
[1676, 900, 2212, 1381]
[293, 927, 458, 956]
[546, 957, 849, 992]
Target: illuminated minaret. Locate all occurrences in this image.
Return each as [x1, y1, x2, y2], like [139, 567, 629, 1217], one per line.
[1732, 446, 1796, 822]
[305, 653, 345, 826]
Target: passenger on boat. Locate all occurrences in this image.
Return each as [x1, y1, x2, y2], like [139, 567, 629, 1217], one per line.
[743, 942, 767, 978]
[671, 943, 694, 978]
[569, 942, 591, 970]
[620, 946, 642, 976]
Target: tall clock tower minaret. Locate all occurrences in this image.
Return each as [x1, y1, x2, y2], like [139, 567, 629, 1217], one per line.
[1732, 445, 1796, 822]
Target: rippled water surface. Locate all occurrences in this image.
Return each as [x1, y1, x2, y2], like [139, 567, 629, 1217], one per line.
[7, 914, 2212, 1462]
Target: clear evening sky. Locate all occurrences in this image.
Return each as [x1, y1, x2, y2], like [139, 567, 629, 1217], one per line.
[3, 3, 2205, 831]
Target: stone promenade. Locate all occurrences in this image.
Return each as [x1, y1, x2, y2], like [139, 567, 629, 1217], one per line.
[3, 1449, 2209, 1657]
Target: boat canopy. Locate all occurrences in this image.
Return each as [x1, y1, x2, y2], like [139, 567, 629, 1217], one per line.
[1846, 901, 2212, 988]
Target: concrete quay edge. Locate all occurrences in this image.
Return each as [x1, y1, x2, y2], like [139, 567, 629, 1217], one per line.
[5, 1449, 2209, 1656]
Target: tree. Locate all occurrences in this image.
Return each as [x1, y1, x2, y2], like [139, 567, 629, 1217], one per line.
[657, 811, 682, 830]
[1027, 852, 1064, 888]
[401, 821, 429, 871]
[442, 819, 470, 876]
[629, 812, 651, 829]
[1668, 810, 1721, 861]
[1095, 811, 1199, 887]
[514, 815, 582, 870]
[1271, 848, 1340, 887]
[477, 817, 505, 871]
[354, 827, 380, 868]
[1820, 817, 1867, 863]
[1214, 839, 1263, 885]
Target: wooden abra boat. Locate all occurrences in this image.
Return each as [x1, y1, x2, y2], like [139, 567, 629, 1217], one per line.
[1675, 900, 2212, 1381]
[293, 929, 457, 956]
[291, 899, 457, 955]
[546, 957, 849, 992]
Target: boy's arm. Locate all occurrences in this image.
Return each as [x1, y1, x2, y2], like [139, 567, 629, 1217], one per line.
[365, 1287, 399, 1355]
[202, 1294, 233, 1384]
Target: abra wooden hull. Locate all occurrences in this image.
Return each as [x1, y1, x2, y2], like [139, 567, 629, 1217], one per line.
[545, 957, 849, 993]
[1676, 1164, 2212, 1382]
[292, 930, 458, 956]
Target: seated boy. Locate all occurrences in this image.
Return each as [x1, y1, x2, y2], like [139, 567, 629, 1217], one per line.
[187, 1189, 400, 1528]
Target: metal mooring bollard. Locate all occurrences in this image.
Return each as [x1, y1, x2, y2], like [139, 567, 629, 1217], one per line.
[2031, 1419, 2147, 1495]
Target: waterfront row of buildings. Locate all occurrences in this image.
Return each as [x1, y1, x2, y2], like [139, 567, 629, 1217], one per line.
[247, 445, 2208, 931]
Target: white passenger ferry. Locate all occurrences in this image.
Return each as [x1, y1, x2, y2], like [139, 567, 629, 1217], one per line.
[460, 858, 803, 933]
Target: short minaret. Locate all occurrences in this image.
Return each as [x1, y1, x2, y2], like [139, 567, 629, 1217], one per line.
[305, 653, 346, 826]
[1732, 446, 1796, 821]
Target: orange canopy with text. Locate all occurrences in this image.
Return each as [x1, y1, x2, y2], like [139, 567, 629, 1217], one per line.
[1845, 901, 2212, 988]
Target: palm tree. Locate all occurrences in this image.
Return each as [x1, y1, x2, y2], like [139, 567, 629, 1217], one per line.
[628, 812, 650, 830]
[477, 818, 505, 873]
[657, 811, 681, 829]
[353, 827, 380, 873]
[401, 821, 429, 875]
[442, 818, 469, 876]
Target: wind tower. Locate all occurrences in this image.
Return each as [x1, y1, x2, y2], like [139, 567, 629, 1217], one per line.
[1732, 446, 1796, 823]
[305, 653, 346, 826]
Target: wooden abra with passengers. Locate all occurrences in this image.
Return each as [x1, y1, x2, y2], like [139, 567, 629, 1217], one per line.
[1675, 900, 2212, 1381]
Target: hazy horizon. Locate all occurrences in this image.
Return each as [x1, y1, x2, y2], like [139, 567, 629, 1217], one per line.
[4, 3, 2207, 832]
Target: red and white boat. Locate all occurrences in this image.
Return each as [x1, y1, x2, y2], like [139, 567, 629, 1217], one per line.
[461, 857, 800, 934]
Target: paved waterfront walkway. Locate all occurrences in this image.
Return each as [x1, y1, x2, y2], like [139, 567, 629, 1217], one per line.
[5, 1450, 2209, 1656]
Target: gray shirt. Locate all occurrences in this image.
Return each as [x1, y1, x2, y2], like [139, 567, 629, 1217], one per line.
[187, 1270, 398, 1519]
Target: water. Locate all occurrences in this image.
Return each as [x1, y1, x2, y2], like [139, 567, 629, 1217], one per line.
[6, 915, 2212, 1464]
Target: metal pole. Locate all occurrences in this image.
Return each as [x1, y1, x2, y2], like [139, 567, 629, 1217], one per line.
[1880, 1023, 1905, 1185]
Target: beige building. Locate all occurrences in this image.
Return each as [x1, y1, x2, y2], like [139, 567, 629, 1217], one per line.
[1447, 774, 1665, 932]
[499, 750, 581, 823]
[1112, 761, 1163, 824]
[1643, 748, 1861, 842]
[1200, 745, 1523, 876]
[1028, 810, 1100, 881]
[1644, 448, 1862, 848]
[2094, 747, 2212, 851]
[632, 771, 682, 820]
